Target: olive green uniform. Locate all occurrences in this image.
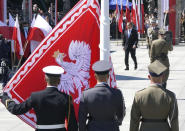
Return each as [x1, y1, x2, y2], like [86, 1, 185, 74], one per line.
[150, 38, 173, 83]
[130, 84, 179, 131]
[147, 27, 159, 56]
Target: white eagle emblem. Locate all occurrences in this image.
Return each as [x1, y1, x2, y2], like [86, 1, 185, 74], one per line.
[55, 40, 91, 104]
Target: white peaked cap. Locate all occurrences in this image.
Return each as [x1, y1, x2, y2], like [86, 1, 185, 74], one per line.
[42, 65, 64, 75]
[92, 60, 111, 72]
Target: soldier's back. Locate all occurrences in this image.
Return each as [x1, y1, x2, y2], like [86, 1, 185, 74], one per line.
[135, 86, 171, 118]
[151, 39, 170, 66]
[80, 84, 124, 131]
[31, 88, 69, 126]
[83, 85, 122, 119]
[147, 27, 159, 41]
[134, 85, 177, 131]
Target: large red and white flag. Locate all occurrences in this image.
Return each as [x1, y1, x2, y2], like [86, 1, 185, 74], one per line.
[27, 14, 52, 42]
[3, 0, 100, 128]
[126, 0, 131, 22]
[12, 15, 24, 57]
[118, 2, 123, 33]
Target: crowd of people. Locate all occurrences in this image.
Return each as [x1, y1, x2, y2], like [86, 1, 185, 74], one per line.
[109, 9, 158, 40]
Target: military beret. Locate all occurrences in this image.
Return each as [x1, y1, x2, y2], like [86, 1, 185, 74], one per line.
[148, 60, 167, 77]
[92, 60, 111, 74]
[159, 29, 166, 35]
[43, 65, 64, 76]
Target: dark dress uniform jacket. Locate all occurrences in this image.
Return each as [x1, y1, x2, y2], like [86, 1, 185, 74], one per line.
[79, 83, 126, 131]
[0, 39, 10, 61]
[130, 84, 179, 131]
[2, 87, 78, 131]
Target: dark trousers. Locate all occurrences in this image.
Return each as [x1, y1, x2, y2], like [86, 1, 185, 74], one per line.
[125, 48, 137, 68]
[1, 66, 8, 88]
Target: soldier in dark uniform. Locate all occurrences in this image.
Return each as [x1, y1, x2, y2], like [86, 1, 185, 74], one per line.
[0, 34, 11, 86]
[0, 34, 10, 62]
[130, 60, 179, 131]
[150, 29, 173, 88]
[147, 19, 159, 57]
[0, 65, 78, 131]
[78, 60, 126, 131]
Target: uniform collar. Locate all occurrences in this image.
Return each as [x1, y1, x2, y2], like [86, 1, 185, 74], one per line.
[47, 86, 57, 88]
[46, 86, 58, 91]
[96, 82, 108, 87]
[150, 83, 163, 88]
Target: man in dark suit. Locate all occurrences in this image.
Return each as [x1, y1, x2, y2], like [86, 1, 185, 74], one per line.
[0, 66, 78, 131]
[122, 22, 138, 70]
[78, 60, 126, 131]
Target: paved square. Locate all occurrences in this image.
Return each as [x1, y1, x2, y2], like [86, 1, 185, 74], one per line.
[0, 41, 185, 131]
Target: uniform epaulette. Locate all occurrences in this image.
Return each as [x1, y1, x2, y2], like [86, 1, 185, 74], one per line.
[83, 87, 93, 91]
[137, 88, 146, 92]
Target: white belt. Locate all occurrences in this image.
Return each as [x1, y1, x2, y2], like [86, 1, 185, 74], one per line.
[36, 124, 65, 129]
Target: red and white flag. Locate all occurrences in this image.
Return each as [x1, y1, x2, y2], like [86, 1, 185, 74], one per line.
[115, 0, 120, 22]
[27, 14, 52, 42]
[12, 15, 24, 57]
[108, 57, 117, 88]
[8, 13, 15, 52]
[132, 0, 137, 27]
[0, 20, 6, 27]
[118, 2, 123, 33]
[27, 15, 36, 41]
[126, 0, 131, 22]
[3, 0, 100, 128]
[0, 20, 10, 39]
[9, 13, 15, 28]
[135, 0, 140, 33]
[141, 0, 145, 34]
[27, 15, 39, 53]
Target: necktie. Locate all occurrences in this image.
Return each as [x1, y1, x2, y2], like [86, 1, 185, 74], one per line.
[128, 30, 131, 37]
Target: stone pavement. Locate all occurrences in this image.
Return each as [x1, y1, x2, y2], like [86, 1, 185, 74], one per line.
[0, 41, 185, 131]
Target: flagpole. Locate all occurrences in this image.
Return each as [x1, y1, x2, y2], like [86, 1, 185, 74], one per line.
[17, 41, 29, 69]
[100, 0, 110, 61]
[55, 0, 58, 25]
[4, 0, 7, 23]
[14, 41, 16, 66]
[11, 43, 14, 70]
[29, 0, 32, 24]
